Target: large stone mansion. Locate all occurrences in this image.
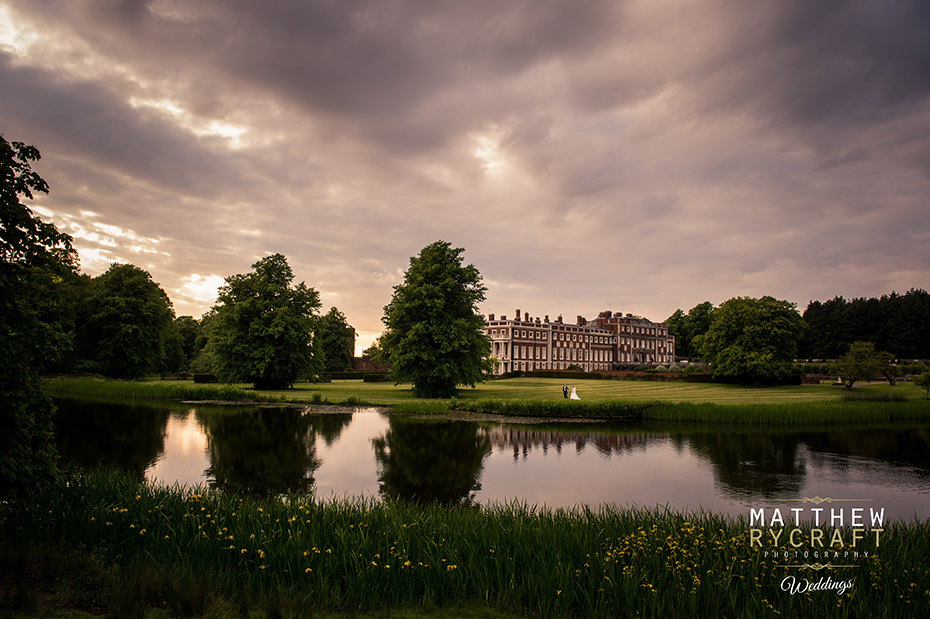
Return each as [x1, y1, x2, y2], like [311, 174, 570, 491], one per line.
[485, 309, 675, 375]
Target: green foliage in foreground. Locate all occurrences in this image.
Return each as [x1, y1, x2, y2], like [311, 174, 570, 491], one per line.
[41, 377, 268, 401]
[1, 469, 927, 618]
[2, 136, 81, 496]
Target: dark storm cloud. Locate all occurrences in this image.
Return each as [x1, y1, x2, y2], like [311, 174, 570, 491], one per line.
[3, 0, 929, 339]
[689, 0, 930, 149]
[0, 52, 266, 203]
[7, 0, 621, 154]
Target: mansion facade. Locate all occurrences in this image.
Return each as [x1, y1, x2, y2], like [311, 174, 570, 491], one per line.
[486, 309, 675, 375]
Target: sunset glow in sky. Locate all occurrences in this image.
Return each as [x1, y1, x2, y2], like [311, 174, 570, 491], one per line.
[3, 1, 929, 353]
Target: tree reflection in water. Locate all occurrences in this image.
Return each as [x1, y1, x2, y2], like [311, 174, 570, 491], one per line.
[54, 397, 170, 480]
[196, 408, 351, 497]
[672, 431, 807, 499]
[372, 418, 491, 505]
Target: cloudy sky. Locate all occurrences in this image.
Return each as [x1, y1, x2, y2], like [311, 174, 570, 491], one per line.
[3, 0, 929, 352]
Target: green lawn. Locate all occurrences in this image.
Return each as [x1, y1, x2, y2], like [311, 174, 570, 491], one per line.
[171, 377, 925, 406]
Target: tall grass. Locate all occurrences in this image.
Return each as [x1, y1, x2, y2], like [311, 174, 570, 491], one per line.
[456, 398, 654, 418]
[42, 377, 267, 401]
[644, 400, 930, 425]
[454, 398, 930, 425]
[3, 469, 926, 618]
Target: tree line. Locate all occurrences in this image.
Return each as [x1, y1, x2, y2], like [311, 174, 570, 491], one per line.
[799, 291, 930, 360]
[1, 134, 365, 492]
[666, 293, 930, 390]
[36, 256, 358, 385]
[668, 291, 930, 364]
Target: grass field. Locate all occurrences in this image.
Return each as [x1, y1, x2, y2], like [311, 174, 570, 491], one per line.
[154, 376, 925, 406]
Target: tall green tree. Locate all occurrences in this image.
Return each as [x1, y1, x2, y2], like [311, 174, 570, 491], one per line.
[76, 263, 177, 379]
[1, 135, 78, 493]
[173, 315, 201, 371]
[666, 301, 715, 359]
[211, 253, 322, 389]
[380, 241, 491, 398]
[189, 310, 217, 373]
[834, 341, 893, 390]
[318, 306, 356, 372]
[696, 296, 805, 385]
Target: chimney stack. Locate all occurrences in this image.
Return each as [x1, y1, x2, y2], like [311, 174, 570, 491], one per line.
[515, 309, 521, 321]
[488, 313, 495, 321]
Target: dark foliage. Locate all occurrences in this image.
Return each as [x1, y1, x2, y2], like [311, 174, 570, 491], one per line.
[801, 290, 930, 359]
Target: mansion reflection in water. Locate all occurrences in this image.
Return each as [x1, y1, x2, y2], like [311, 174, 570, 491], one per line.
[53, 399, 930, 510]
[484, 425, 666, 460]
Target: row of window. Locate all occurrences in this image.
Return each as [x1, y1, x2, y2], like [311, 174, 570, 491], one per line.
[510, 361, 613, 372]
[503, 345, 616, 363]
[488, 328, 616, 344]
[615, 325, 666, 336]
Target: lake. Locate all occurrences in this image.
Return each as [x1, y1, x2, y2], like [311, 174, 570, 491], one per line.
[53, 397, 930, 520]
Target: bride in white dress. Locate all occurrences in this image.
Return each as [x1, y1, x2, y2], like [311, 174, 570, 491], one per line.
[570, 386, 580, 400]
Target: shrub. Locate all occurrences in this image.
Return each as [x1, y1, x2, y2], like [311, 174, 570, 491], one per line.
[192, 373, 218, 384]
[362, 373, 390, 382]
[323, 371, 367, 380]
[524, 370, 606, 380]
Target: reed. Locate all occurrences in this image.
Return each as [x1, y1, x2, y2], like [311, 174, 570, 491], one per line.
[644, 400, 930, 425]
[42, 377, 267, 402]
[3, 469, 927, 618]
[454, 398, 930, 425]
[455, 398, 653, 418]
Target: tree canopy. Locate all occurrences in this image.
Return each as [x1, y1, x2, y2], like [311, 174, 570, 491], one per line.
[211, 253, 322, 389]
[76, 263, 177, 379]
[1, 136, 78, 493]
[800, 290, 930, 359]
[834, 341, 893, 390]
[318, 307, 356, 372]
[666, 301, 715, 359]
[380, 241, 491, 398]
[696, 296, 805, 384]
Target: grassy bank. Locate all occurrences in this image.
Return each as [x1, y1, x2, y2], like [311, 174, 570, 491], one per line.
[2, 469, 927, 618]
[42, 377, 930, 424]
[45, 376, 929, 405]
[42, 377, 269, 402]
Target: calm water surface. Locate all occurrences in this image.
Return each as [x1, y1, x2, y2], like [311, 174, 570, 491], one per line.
[53, 398, 930, 520]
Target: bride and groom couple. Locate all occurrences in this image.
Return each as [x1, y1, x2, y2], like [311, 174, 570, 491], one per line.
[562, 384, 581, 400]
